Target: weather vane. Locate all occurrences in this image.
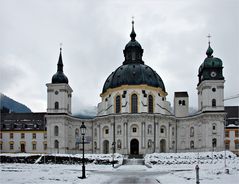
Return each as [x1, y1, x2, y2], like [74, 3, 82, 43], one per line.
[132, 16, 134, 24]
[207, 34, 211, 44]
[60, 43, 63, 51]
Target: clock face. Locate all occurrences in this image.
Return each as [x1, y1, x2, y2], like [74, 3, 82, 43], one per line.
[210, 71, 217, 78]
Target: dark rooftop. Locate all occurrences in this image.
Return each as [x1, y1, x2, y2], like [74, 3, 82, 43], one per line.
[175, 92, 189, 97]
[0, 112, 46, 131]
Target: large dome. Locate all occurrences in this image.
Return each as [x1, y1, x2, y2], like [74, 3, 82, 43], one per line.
[102, 21, 166, 94]
[102, 63, 166, 93]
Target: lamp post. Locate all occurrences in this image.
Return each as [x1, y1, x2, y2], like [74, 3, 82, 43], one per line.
[112, 142, 115, 168]
[80, 122, 86, 179]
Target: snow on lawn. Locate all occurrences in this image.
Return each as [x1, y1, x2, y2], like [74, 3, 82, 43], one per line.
[1, 163, 114, 184]
[1, 151, 239, 184]
[145, 151, 239, 184]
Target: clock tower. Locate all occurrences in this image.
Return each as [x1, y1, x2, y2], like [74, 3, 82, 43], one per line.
[46, 48, 73, 114]
[197, 41, 224, 112]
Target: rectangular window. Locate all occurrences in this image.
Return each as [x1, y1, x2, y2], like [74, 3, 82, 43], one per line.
[225, 131, 229, 137]
[32, 143, 36, 150]
[105, 129, 109, 134]
[225, 143, 230, 150]
[235, 142, 239, 149]
[10, 133, 14, 139]
[10, 143, 14, 150]
[44, 133, 47, 139]
[235, 130, 239, 137]
[21, 133, 25, 139]
[132, 127, 137, 133]
[161, 128, 164, 133]
[32, 133, 36, 139]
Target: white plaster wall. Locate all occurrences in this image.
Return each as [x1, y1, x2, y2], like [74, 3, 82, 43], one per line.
[1, 131, 47, 153]
[174, 96, 189, 117]
[46, 83, 73, 114]
[197, 80, 224, 112]
[98, 88, 170, 116]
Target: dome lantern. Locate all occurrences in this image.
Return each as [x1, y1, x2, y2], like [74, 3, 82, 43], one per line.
[123, 20, 144, 65]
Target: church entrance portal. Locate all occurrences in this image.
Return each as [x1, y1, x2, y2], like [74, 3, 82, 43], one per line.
[103, 140, 109, 154]
[160, 139, 166, 153]
[130, 139, 139, 155]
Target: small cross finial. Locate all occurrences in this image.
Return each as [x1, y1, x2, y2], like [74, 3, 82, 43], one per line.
[60, 43, 63, 52]
[207, 34, 211, 44]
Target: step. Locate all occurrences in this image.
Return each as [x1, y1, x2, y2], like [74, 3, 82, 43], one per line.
[123, 158, 145, 165]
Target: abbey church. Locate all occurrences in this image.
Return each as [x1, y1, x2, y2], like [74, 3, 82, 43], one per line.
[1, 22, 226, 155]
[45, 21, 225, 155]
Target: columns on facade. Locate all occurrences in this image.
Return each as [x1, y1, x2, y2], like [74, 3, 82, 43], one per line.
[123, 122, 128, 153]
[155, 122, 159, 151]
[141, 122, 145, 148]
[98, 124, 101, 153]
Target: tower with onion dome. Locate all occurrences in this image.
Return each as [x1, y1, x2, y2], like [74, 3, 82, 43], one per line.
[197, 39, 224, 112]
[46, 48, 73, 114]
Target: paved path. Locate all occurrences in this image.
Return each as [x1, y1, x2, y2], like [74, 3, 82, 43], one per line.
[93, 165, 169, 184]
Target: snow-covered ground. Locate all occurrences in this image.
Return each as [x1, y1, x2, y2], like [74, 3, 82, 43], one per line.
[1, 151, 238, 184]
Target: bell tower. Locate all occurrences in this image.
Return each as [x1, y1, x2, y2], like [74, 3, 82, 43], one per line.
[197, 39, 224, 112]
[46, 47, 73, 114]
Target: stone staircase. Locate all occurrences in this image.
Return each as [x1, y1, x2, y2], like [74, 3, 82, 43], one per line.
[123, 155, 145, 165]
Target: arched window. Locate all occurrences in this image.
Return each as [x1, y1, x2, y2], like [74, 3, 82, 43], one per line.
[94, 141, 97, 150]
[75, 128, 79, 138]
[212, 138, 217, 148]
[190, 127, 194, 137]
[212, 99, 216, 107]
[190, 141, 194, 149]
[148, 139, 153, 148]
[55, 102, 59, 109]
[148, 124, 152, 135]
[54, 126, 59, 136]
[212, 124, 216, 131]
[148, 95, 154, 113]
[160, 125, 166, 135]
[117, 125, 121, 135]
[172, 127, 175, 136]
[182, 100, 185, 106]
[117, 139, 122, 149]
[131, 94, 138, 113]
[115, 95, 121, 113]
[54, 140, 59, 149]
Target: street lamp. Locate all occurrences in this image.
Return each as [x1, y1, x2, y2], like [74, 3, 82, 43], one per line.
[112, 142, 115, 168]
[80, 122, 86, 179]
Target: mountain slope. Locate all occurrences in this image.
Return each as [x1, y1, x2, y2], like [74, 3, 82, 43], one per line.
[0, 93, 31, 113]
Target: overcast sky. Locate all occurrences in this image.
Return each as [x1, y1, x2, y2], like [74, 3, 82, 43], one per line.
[0, 0, 238, 114]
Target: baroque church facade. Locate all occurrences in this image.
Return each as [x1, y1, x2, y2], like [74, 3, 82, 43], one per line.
[46, 21, 225, 155]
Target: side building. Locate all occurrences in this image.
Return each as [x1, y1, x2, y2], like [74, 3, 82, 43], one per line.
[0, 113, 47, 153]
[224, 106, 239, 156]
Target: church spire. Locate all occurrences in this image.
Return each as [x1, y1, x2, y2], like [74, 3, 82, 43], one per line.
[51, 45, 69, 84]
[130, 18, 136, 41]
[57, 47, 63, 72]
